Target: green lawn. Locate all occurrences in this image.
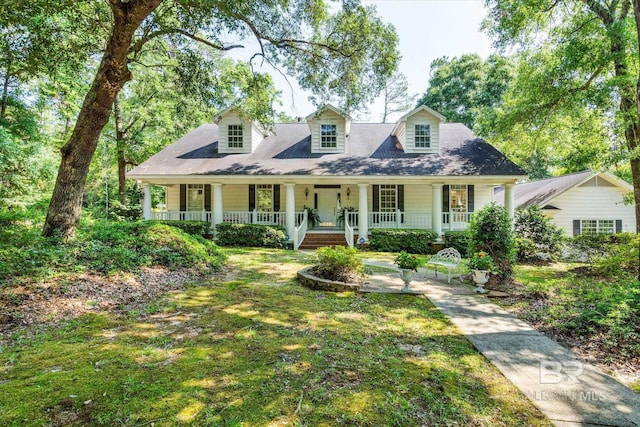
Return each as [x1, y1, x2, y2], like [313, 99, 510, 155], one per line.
[0, 248, 550, 426]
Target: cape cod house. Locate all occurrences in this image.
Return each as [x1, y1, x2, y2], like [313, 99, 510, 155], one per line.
[127, 105, 526, 249]
[494, 170, 636, 236]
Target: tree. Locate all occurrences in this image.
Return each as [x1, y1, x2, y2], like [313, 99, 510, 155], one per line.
[416, 54, 513, 128]
[484, 0, 640, 277]
[34, 0, 399, 239]
[381, 72, 414, 122]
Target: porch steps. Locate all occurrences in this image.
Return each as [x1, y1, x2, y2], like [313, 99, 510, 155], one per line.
[299, 232, 348, 249]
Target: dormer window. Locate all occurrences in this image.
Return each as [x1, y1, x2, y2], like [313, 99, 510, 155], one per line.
[415, 124, 431, 148]
[321, 124, 337, 148]
[228, 124, 243, 148]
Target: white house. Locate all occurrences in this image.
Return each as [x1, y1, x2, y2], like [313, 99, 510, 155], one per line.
[494, 170, 636, 235]
[127, 105, 526, 248]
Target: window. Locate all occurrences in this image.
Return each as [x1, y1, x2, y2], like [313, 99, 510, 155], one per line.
[256, 184, 273, 212]
[581, 219, 614, 234]
[415, 124, 431, 148]
[449, 185, 468, 223]
[228, 124, 243, 148]
[379, 185, 397, 212]
[187, 184, 204, 211]
[320, 124, 337, 148]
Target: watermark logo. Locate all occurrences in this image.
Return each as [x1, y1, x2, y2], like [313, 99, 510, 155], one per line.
[540, 360, 584, 384]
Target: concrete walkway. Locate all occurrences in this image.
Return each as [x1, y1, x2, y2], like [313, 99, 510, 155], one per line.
[362, 259, 640, 427]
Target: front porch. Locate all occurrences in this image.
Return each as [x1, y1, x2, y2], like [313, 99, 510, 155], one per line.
[140, 181, 516, 250]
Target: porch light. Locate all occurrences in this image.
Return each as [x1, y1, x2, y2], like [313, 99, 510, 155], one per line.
[305, 187, 309, 200]
[346, 187, 351, 200]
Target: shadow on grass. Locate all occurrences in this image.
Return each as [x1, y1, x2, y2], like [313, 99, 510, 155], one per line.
[0, 248, 551, 426]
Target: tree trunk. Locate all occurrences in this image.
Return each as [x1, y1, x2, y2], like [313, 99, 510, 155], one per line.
[113, 96, 128, 204]
[42, 0, 162, 239]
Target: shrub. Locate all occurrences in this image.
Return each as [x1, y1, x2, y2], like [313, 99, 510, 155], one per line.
[152, 220, 211, 235]
[109, 200, 143, 221]
[369, 229, 438, 254]
[215, 223, 286, 248]
[311, 246, 363, 282]
[514, 206, 564, 263]
[561, 232, 638, 264]
[444, 230, 471, 257]
[467, 203, 515, 279]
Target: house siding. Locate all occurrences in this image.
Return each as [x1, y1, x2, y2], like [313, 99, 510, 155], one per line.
[310, 109, 346, 154]
[545, 185, 635, 234]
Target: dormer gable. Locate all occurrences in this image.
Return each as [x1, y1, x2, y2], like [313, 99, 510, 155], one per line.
[391, 105, 446, 153]
[305, 104, 351, 154]
[214, 107, 266, 154]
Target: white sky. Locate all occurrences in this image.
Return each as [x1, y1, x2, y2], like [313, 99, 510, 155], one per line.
[232, 0, 494, 122]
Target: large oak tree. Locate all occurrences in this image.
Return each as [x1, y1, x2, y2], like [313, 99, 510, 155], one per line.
[32, 0, 398, 239]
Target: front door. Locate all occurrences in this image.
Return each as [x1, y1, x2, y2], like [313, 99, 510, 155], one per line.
[316, 188, 341, 225]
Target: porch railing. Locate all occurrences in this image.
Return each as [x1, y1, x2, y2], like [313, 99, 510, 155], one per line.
[346, 210, 433, 229]
[223, 210, 286, 226]
[293, 210, 308, 250]
[344, 213, 354, 248]
[443, 212, 471, 230]
[152, 211, 212, 222]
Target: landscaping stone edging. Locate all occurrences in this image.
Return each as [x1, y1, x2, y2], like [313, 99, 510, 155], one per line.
[297, 267, 362, 292]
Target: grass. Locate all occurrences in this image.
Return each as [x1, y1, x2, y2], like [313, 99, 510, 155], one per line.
[0, 248, 550, 426]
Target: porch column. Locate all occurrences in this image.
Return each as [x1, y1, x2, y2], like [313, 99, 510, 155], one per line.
[432, 184, 443, 241]
[285, 183, 296, 239]
[142, 183, 152, 220]
[212, 183, 223, 227]
[504, 183, 515, 227]
[358, 184, 369, 242]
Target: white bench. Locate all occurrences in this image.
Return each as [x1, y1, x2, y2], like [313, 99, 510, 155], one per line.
[425, 247, 461, 283]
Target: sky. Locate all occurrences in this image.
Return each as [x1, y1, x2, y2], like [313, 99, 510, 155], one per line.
[232, 0, 494, 122]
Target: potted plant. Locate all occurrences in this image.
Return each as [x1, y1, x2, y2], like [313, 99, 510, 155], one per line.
[394, 251, 422, 292]
[468, 251, 495, 293]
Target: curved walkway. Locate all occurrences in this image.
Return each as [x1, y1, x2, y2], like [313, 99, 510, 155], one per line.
[362, 259, 640, 427]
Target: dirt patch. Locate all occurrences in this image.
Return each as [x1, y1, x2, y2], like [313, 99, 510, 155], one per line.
[0, 266, 212, 343]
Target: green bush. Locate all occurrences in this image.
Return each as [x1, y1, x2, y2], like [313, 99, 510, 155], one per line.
[109, 200, 143, 221]
[152, 220, 211, 235]
[312, 246, 363, 282]
[369, 229, 438, 254]
[215, 223, 286, 248]
[514, 206, 564, 263]
[0, 221, 225, 280]
[444, 230, 471, 257]
[591, 233, 640, 276]
[467, 203, 515, 279]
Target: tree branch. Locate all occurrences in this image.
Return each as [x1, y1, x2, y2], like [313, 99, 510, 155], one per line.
[582, 0, 614, 25]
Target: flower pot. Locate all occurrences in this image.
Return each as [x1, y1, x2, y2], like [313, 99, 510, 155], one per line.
[400, 268, 415, 293]
[472, 269, 489, 293]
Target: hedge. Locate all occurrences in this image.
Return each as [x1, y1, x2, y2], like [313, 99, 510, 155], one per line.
[215, 223, 286, 248]
[444, 230, 471, 257]
[369, 228, 438, 254]
[151, 220, 211, 235]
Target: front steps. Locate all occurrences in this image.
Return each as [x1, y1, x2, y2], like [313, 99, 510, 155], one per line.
[299, 232, 348, 249]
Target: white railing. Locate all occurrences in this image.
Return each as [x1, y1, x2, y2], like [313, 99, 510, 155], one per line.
[152, 211, 212, 221]
[223, 210, 285, 226]
[223, 211, 252, 224]
[293, 210, 308, 250]
[347, 210, 433, 229]
[443, 212, 471, 230]
[344, 212, 354, 248]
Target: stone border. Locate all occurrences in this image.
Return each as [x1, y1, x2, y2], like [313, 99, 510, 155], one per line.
[297, 267, 362, 292]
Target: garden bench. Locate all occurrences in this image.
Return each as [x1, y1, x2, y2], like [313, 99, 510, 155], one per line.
[425, 247, 461, 283]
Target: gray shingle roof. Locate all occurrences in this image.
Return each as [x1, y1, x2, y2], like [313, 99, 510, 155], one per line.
[494, 171, 593, 208]
[128, 122, 526, 177]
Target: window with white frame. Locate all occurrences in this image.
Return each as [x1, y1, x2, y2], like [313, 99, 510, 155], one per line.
[320, 124, 337, 148]
[581, 219, 614, 234]
[449, 185, 468, 223]
[256, 184, 273, 212]
[187, 184, 204, 211]
[379, 185, 397, 212]
[415, 124, 431, 148]
[228, 124, 243, 148]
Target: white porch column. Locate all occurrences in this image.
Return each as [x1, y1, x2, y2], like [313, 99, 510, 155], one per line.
[432, 184, 443, 241]
[142, 183, 152, 220]
[358, 184, 369, 242]
[212, 183, 223, 227]
[285, 183, 296, 239]
[505, 183, 515, 227]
